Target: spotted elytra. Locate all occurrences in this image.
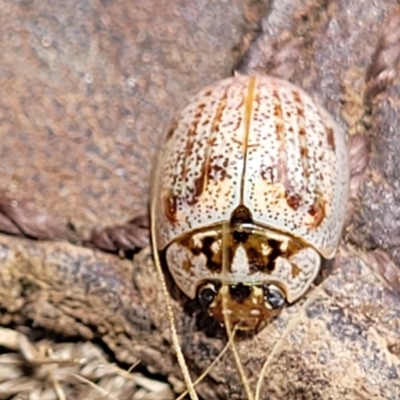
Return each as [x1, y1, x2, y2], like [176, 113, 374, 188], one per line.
[151, 74, 349, 330]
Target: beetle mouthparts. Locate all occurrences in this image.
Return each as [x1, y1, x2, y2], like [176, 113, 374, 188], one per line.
[206, 283, 282, 330]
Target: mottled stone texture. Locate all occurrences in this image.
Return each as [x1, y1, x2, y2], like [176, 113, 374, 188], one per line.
[0, 0, 249, 237]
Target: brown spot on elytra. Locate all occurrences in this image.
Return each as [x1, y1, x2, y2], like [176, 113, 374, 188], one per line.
[286, 192, 302, 210]
[182, 102, 206, 180]
[292, 91, 305, 117]
[165, 118, 178, 140]
[327, 127, 335, 151]
[163, 192, 178, 224]
[276, 122, 284, 137]
[207, 163, 230, 182]
[300, 147, 309, 157]
[276, 161, 289, 194]
[261, 165, 275, 183]
[291, 263, 302, 278]
[212, 94, 227, 133]
[182, 259, 193, 273]
[292, 91, 301, 103]
[296, 107, 305, 118]
[232, 116, 242, 131]
[186, 171, 206, 206]
[274, 103, 282, 118]
[308, 196, 326, 228]
[272, 90, 284, 139]
[207, 137, 217, 147]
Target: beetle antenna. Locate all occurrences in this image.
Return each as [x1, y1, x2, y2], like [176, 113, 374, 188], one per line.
[175, 325, 238, 400]
[150, 177, 198, 400]
[221, 221, 255, 400]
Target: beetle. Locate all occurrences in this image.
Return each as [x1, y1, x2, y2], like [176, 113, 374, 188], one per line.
[151, 74, 349, 330]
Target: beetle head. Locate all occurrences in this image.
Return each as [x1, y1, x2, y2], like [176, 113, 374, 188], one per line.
[198, 281, 286, 330]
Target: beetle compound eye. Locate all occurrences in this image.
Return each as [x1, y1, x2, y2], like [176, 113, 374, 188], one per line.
[263, 284, 286, 310]
[198, 284, 217, 308]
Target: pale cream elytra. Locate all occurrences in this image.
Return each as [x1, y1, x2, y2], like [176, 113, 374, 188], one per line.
[151, 74, 349, 331]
